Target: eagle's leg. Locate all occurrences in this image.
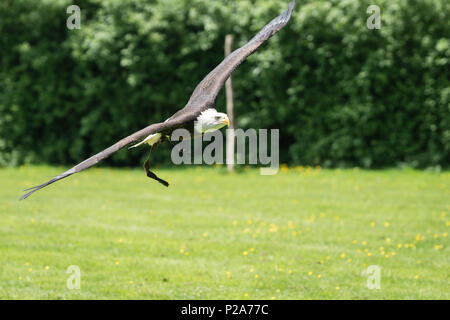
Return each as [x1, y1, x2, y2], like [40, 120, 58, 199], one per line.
[144, 144, 169, 187]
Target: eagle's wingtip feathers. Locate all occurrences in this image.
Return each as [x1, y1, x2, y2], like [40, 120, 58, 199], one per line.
[19, 191, 33, 201]
[288, 0, 295, 16]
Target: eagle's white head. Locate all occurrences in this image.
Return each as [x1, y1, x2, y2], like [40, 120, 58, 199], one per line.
[195, 108, 230, 133]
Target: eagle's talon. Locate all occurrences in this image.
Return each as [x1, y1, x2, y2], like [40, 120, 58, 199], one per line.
[146, 170, 169, 187]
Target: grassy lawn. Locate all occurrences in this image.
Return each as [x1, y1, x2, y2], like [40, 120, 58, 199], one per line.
[0, 165, 448, 299]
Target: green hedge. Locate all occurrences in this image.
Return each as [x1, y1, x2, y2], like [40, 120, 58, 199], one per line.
[1, 0, 449, 168]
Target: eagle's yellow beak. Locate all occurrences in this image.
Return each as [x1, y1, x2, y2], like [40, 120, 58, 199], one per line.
[224, 118, 230, 126]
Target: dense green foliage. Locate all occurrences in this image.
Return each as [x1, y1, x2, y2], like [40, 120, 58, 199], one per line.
[1, 0, 449, 167]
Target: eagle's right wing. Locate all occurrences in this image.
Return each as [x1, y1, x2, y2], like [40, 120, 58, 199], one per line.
[19, 116, 190, 200]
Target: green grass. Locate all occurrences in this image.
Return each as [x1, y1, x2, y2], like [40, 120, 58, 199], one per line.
[0, 165, 448, 299]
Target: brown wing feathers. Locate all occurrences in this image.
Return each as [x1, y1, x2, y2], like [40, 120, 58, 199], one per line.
[187, 0, 295, 107]
[20, 120, 178, 200]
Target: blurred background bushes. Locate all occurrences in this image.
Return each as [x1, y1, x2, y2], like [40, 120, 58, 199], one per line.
[1, 0, 449, 168]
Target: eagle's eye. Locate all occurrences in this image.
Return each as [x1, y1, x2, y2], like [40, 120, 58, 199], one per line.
[215, 116, 222, 121]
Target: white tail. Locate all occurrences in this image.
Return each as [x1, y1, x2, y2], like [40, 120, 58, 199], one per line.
[129, 132, 162, 148]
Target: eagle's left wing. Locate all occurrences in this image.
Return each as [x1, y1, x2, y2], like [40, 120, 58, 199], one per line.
[185, 0, 295, 109]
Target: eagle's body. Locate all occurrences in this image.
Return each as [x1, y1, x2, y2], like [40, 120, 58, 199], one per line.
[132, 108, 229, 148]
[20, 1, 295, 200]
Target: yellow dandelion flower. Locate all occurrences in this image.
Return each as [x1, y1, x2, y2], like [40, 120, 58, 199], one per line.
[385, 254, 390, 258]
[276, 289, 280, 293]
[244, 293, 248, 297]
[18, 276, 22, 280]
[288, 269, 293, 274]
[243, 251, 248, 256]
[250, 248, 255, 252]
[362, 241, 367, 246]
[180, 249, 185, 253]
[397, 244, 402, 248]
[367, 252, 372, 257]
[391, 251, 396, 256]
[348, 258, 352, 263]
[203, 232, 209, 237]
[269, 224, 278, 232]
[414, 275, 419, 280]
[443, 232, 447, 237]
[254, 274, 259, 279]
[271, 296, 276, 300]
[25, 262, 30, 266]
[185, 252, 190, 256]
[317, 274, 322, 279]
[308, 271, 313, 276]
[45, 266, 49, 270]
[129, 280, 133, 284]
[115, 261, 120, 265]
[352, 240, 358, 245]
[250, 268, 254, 273]
[326, 256, 330, 260]
[335, 286, 340, 290]
[384, 222, 390, 227]
[433, 234, 439, 239]
[370, 222, 375, 227]
[416, 260, 421, 264]
[28, 268, 32, 272]
[232, 220, 238, 225]
[386, 238, 391, 244]
[340, 253, 346, 259]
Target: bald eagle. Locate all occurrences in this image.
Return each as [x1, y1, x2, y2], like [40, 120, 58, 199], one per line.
[20, 0, 295, 200]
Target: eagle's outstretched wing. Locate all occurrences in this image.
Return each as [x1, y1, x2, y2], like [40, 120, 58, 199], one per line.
[19, 116, 190, 200]
[185, 0, 295, 110]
